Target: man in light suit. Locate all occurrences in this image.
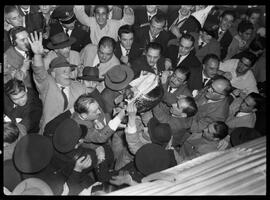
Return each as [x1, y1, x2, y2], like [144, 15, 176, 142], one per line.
[28, 31, 88, 134]
[190, 76, 232, 133]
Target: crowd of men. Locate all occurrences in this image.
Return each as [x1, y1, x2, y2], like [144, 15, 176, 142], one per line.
[3, 5, 266, 195]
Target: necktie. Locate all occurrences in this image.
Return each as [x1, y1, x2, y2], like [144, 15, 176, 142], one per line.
[168, 86, 173, 93]
[199, 42, 205, 49]
[177, 54, 182, 66]
[148, 15, 152, 22]
[24, 11, 29, 15]
[126, 49, 130, 56]
[176, 18, 187, 27]
[203, 78, 208, 86]
[65, 28, 70, 36]
[218, 30, 224, 40]
[61, 87, 68, 111]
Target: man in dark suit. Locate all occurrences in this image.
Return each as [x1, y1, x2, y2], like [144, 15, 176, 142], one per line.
[4, 79, 42, 134]
[190, 23, 221, 63]
[166, 33, 202, 92]
[114, 25, 142, 66]
[50, 5, 91, 53]
[213, 10, 236, 61]
[167, 5, 201, 40]
[131, 42, 166, 79]
[133, 5, 164, 29]
[134, 13, 170, 56]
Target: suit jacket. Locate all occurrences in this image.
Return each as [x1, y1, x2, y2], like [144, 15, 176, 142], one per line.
[131, 55, 165, 79]
[167, 12, 201, 39]
[4, 46, 34, 88]
[213, 28, 233, 61]
[101, 88, 122, 116]
[4, 88, 42, 133]
[71, 112, 114, 145]
[190, 32, 221, 63]
[190, 87, 230, 133]
[162, 81, 192, 105]
[48, 20, 91, 52]
[133, 7, 164, 29]
[114, 41, 143, 64]
[134, 25, 170, 56]
[166, 45, 203, 91]
[32, 62, 87, 134]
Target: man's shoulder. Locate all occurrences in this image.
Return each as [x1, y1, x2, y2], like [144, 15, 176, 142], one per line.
[83, 43, 98, 51]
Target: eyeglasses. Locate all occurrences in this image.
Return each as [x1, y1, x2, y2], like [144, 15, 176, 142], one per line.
[208, 85, 225, 96]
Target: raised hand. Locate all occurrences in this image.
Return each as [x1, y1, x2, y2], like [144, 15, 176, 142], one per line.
[126, 101, 137, 117]
[27, 31, 44, 55]
[73, 155, 92, 172]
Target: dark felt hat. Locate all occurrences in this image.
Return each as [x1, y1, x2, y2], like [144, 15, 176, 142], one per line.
[77, 67, 104, 82]
[47, 31, 76, 49]
[52, 5, 76, 24]
[135, 143, 172, 176]
[147, 117, 172, 147]
[105, 65, 134, 91]
[53, 118, 82, 153]
[48, 56, 77, 73]
[230, 127, 261, 147]
[13, 134, 53, 174]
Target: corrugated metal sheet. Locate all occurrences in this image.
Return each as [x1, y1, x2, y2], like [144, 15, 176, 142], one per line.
[109, 136, 266, 195]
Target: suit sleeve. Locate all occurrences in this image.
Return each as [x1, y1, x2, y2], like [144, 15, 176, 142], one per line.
[73, 5, 92, 27]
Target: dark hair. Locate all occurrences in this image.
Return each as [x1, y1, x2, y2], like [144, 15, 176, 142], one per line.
[145, 42, 163, 55]
[220, 10, 236, 21]
[118, 24, 134, 38]
[151, 13, 166, 25]
[237, 20, 254, 34]
[202, 53, 220, 65]
[246, 8, 261, 18]
[4, 122, 20, 144]
[4, 79, 26, 96]
[213, 121, 228, 140]
[175, 65, 191, 81]
[4, 5, 18, 16]
[98, 36, 116, 50]
[248, 92, 265, 110]
[9, 26, 28, 45]
[182, 96, 198, 117]
[180, 33, 195, 47]
[240, 51, 257, 66]
[94, 5, 109, 14]
[74, 94, 98, 114]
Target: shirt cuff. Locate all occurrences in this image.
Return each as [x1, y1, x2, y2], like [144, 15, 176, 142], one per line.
[125, 124, 137, 134]
[108, 116, 121, 131]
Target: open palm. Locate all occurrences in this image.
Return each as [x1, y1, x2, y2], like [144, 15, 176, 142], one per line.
[27, 31, 44, 55]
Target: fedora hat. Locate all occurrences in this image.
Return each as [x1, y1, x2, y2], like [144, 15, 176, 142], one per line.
[48, 56, 77, 73]
[53, 118, 82, 153]
[47, 32, 76, 49]
[12, 178, 53, 195]
[13, 134, 53, 174]
[147, 117, 172, 147]
[135, 143, 173, 176]
[105, 65, 134, 91]
[77, 67, 104, 82]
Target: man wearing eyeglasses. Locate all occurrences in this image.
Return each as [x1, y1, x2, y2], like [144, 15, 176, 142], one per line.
[190, 76, 232, 133]
[219, 51, 259, 95]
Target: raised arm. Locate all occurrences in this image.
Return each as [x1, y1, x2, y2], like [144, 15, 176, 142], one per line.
[73, 5, 92, 27]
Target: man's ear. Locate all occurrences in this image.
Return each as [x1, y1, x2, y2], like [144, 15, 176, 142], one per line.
[181, 113, 187, 118]
[25, 87, 28, 93]
[117, 36, 121, 41]
[252, 108, 257, 112]
[51, 71, 56, 78]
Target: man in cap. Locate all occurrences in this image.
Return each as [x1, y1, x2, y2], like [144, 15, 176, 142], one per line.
[77, 67, 106, 112]
[28, 31, 88, 134]
[74, 5, 134, 45]
[50, 5, 91, 53]
[43, 30, 78, 71]
[190, 24, 221, 63]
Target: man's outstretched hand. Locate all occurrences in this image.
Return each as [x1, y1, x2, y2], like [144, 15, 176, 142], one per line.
[27, 31, 44, 55]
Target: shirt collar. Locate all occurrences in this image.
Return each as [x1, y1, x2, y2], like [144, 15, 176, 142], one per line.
[14, 47, 27, 58]
[120, 44, 128, 55]
[149, 30, 159, 41]
[147, 10, 157, 18]
[236, 112, 252, 117]
[21, 7, 30, 14]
